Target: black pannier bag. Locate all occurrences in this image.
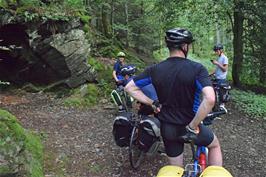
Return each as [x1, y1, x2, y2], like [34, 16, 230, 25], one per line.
[112, 112, 133, 147]
[138, 116, 161, 153]
[219, 82, 231, 103]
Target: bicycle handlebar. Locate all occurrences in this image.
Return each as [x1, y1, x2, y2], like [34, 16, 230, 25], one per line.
[206, 109, 227, 119]
[203, 109, 227, 126]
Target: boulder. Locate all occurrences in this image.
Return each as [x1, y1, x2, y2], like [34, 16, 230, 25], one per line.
[0, 8, 96, 88]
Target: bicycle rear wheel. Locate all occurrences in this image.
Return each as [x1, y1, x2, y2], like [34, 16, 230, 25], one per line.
[213, 89, 220, 111]
[129, 126, 144, 169]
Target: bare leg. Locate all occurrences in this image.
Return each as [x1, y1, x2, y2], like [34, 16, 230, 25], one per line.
[168, 153, 184, 167]
[207, 134, 223, 166]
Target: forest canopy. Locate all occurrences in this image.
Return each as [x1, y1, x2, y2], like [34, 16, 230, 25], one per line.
[0, 0, 265, 88]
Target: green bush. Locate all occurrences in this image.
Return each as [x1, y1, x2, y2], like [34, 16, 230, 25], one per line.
[0, 109, 44, 177]
[80, 15, 91, 24]
[88, 57, 114, 96]
[64, 83, 100, 107]
[231, 89, 266, 119]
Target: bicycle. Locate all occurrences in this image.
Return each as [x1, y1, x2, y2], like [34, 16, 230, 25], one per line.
[114, 85, 133, 111]
[111, 65, 136, 112]
[157, 110, 233, 177]
[129, 113, 162, 169]
[209, 74, 231, 112]
[128, 108, 228, 171]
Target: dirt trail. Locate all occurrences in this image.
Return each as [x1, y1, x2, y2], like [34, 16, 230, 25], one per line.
[0, 91, 265, 177]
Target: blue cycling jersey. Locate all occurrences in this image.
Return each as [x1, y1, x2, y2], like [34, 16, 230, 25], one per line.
[141, 84, 158, 100]
[113, 59, 124, 80]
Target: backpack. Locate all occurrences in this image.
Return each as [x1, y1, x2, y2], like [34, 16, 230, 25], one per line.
[138, 116, 161, 153]
[112, 112, 133, 147]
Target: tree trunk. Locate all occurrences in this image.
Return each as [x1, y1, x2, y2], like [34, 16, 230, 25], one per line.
[110, 0, 115, 37]
[136, 1, 144, 54]
[232, 1, 244, 87]
[101, 3, 110, 38]
[216, 23, 221, 44]
[259, 20, 266, 84]
[124, 0, 129, 48]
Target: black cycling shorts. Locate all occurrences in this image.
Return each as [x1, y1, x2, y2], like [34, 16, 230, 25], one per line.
[161, 122, 214, 157]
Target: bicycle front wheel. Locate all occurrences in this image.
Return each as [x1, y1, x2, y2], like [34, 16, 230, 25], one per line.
[129, 126, 144, 169]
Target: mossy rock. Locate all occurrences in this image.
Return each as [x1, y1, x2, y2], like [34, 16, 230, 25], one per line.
[0, 109, 44, 177]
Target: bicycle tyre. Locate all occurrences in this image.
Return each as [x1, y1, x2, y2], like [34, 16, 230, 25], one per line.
[129, 126, 144, 169]
[120, 91, 130, 112]
[213, 90, 220, 111]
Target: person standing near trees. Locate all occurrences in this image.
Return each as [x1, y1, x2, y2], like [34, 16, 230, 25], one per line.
[211, 44, 229, 110]
[211, 44, 229, 84]
[125, 28, 223, 167]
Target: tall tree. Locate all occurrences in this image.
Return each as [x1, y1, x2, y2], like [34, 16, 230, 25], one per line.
[232, 0, 244, 87]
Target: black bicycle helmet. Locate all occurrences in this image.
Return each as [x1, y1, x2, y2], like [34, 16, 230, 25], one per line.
[213, 44, 223, 51]
[165, 28, 194, 47]
[120, 65, 137, 76]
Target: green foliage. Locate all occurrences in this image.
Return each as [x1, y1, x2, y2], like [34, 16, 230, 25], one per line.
[86, 83, 99, 105]
[153, 48, 168, 62]
[1, 0, 87, 22]
[83, 24, 90, 33]
[231, 89, 266, 119]
[63, 0, 84, 9]
[97, 79, 113, 98]
[64, 83, 100, 107]
[88, 57, 114, 97]
[88, 57, 105, 72]
[89, 32, 121, 57]
[0, 109, 44, 177]
[80, 15, 91, 24]
[64, 96, 83, 107]
[80, 14, 91, 33]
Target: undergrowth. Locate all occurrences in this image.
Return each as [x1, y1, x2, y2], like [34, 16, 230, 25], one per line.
[231, 89, 266, 119]
[64, 83, 99, 107]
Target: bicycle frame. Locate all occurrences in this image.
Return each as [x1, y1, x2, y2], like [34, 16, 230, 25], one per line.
[183, 144, 207, 177]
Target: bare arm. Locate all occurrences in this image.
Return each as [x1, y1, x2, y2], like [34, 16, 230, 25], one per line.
[212, 60, 228, 72]
[124, 80, 153, 106]
[189, 86, 215, 129]
[112, 70, 119, 82]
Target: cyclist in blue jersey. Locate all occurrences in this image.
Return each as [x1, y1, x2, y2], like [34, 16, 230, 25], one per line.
[125, 28, 223, 167]
[112, 51, 126, 86]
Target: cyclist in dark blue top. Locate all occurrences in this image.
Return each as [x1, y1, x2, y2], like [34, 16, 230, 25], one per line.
[125, 28, 223, 167]
[113, 51, 126, 86]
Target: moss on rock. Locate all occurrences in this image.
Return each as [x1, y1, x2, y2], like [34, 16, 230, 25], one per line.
[0, 109, 44, 177]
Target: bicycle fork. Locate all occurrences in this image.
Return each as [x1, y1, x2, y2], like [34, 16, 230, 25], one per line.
[191, 145, 207, 177]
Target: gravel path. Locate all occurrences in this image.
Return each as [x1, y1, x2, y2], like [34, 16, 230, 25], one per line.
[0, 91, 265, 177]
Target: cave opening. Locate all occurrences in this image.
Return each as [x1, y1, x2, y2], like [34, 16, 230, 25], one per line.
[0, 24, 30, 85]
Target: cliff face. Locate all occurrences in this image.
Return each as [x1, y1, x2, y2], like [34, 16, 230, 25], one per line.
[0, 8, 96, 88]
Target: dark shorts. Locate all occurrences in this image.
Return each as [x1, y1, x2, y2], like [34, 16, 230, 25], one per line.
[161, 122, 214, 157]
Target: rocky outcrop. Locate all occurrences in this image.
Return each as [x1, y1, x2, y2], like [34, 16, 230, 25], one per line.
[0, 8, 96, 88]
